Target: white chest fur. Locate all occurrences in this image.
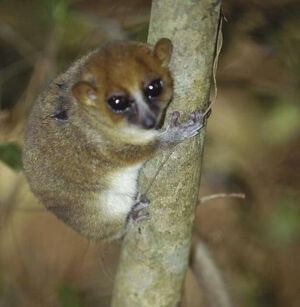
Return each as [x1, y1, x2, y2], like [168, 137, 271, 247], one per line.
[100, 164, 143, 217]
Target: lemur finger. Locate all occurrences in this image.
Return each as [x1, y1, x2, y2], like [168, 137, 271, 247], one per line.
[194, 110, 204, 121]
[186, 124, 204, 138]
[134, 212, 149, 222]
[189, 111, 196, 121]
[188, 131, 200, 138]
[181, 119, 195, 128]
[133, 194, 150, 211]
[170, 111, 180, 127]
[195, 120, 204, 130]
[133, 201, 149, 212]
[139, 194, 149, 204]
[188, 120, 204, 133]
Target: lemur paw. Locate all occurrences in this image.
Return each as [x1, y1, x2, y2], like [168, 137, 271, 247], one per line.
[161, 109, 206, 144]
[128, 194, 150, 222]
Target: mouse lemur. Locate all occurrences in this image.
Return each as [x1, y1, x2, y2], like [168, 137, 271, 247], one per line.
[23, 38, 207, 241]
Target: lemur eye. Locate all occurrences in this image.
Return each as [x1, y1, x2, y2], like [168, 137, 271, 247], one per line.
[144, 79, 163, 100]
[107, 95, 130, 113]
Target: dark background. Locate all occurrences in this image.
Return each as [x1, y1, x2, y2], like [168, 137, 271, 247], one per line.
[0, 0, 299, 306]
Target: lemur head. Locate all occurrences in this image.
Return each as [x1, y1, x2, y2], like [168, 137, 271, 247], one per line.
[72, 38, 173, 132]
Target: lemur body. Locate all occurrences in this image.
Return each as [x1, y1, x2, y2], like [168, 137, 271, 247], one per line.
[23, 39, 206, 241]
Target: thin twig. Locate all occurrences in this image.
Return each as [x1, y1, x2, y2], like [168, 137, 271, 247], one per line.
[203, 12, 223, 118]
[199, 193, 245, 204]
[143, 146, 178, 196]
[0, 23, 40, 63]
[0, 59, 33, 85]
[14, 208, 46, 212]
[191, 240, 234, 307]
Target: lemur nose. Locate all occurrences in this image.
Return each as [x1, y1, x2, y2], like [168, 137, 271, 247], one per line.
[143, 115, 156, 129]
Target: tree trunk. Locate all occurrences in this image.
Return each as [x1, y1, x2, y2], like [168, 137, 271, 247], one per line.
[111, 0, 221, 306]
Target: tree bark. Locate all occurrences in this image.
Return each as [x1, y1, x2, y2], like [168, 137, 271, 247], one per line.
[111, 0, 221, 306]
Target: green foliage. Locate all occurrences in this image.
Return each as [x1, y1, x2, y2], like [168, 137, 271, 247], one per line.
[263, 100, 299, 144]
[0, 143, 22, 171]
[42, 0, 82, 42]
[42, 0, 79, 22]
[264, 192, 300, 247]
[57, 285, 84, 307]
[128, 23, 149, 42]
[240, 275, 264, 307]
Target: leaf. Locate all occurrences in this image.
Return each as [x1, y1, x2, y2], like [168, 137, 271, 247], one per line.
[0, 143, 22, 171]
[128, 23, 149, 43]
[57, 285, 84, 307]
[264, 195, 300, 247]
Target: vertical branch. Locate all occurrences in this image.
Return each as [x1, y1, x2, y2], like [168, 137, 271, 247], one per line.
[112, 0, 221, 306]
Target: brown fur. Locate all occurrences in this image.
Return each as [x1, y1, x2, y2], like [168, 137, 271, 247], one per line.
[72, 40, 173, 128]
[23, 39, 173, 241]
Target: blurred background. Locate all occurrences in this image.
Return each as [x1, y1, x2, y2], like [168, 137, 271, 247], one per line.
[0, 0, 299, 306]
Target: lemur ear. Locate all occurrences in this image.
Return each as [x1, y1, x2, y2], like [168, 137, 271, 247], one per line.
[153, 38, 173, 67]
[72, 81, 97, 107]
